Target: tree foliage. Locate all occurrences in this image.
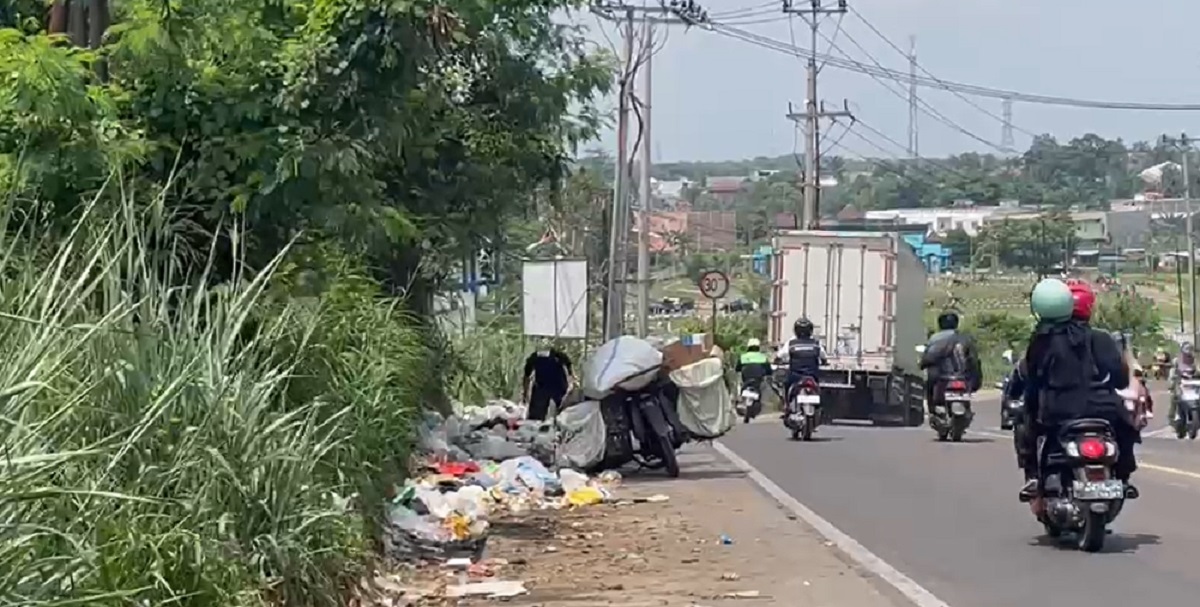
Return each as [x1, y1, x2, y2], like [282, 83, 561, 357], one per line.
[1, 0, 612, 303]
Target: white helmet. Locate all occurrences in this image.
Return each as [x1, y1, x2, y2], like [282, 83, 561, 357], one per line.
[746, 338, 761, 348]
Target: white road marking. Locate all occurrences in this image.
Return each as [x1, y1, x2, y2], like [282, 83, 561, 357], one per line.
[712, 441, 951, 607]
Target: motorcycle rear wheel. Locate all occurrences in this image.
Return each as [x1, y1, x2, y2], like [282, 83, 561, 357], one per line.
[1078, 510, 1107, 552]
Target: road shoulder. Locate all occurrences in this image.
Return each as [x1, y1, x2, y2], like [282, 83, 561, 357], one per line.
[438, 447, 904, 606]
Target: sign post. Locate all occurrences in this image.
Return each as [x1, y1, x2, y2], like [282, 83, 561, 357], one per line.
[697, 269, 729, 340]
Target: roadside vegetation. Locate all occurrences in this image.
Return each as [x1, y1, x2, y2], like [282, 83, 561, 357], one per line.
[1, 0, 609, 604]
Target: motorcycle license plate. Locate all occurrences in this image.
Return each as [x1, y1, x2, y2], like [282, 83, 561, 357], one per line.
[950, 402, 967, 415]
[1184, 390, 1199, 402]
[796, 394, 820, 404]
[1008, 400, 1024, 409]
[803, 404, 816, 415]
[741, 390, 759, 400]
[1072, 479, 1124, 500]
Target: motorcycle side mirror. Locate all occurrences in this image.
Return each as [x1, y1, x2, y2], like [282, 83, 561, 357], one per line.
[915, 345, 926, 354]
[1002, 349, 1013, 365]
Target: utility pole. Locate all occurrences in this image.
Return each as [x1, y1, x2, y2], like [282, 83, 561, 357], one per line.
[1164, 133, 1198, 343]
[636, 21, 653, 338]
[783, 0, 852, 229]
[907, 35, 917, 159]
[592, 0, 708, 339]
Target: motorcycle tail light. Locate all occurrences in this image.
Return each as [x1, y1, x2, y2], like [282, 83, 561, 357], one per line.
[1078, 438, 1105, 460]
[801, 378, 818, 390]
[947, 380, 966, 390]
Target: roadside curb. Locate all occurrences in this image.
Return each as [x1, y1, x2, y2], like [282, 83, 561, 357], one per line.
[711, 441, 951, 607]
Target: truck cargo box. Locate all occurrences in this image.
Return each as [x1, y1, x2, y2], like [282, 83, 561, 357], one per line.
[769, 230, 928, 425]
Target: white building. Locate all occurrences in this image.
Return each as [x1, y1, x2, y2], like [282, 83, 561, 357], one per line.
[861, 207, 1002, 236]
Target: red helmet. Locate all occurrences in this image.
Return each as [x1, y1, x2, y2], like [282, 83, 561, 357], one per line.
[1065, 279, 1095, 320]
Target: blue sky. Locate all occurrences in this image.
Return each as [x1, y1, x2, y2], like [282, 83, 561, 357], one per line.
[586, 0, 1200, 162]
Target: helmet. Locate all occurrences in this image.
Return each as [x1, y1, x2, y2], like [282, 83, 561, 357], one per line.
[793, 317, 814, 338]
[1183, 342, 1194, 355]
[746, 338, 761, 349]
[1066, 279, 1096, 320]
[1030, 278, 1073, 321]
[936, 311, 959, 330]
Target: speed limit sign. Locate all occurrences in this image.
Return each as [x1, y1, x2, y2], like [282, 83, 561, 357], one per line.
[697, 270, 729, 300]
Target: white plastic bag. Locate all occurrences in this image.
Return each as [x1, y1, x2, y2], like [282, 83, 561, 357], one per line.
[554, 400, 606, 469]
[583, 336, 663, 399]
[669, 357, 734, 438]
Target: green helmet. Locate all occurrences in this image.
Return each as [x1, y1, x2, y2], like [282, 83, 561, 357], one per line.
[1030, 278, 1073, 321]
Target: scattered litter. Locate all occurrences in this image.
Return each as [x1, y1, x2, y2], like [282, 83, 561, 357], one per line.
[720, 572, 740, 581]
[720, 534, 733, 545]
[445, 580, 528, 598]
[720, 590, 764, 599]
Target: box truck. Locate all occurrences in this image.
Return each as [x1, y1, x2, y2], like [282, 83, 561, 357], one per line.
[769, 230, 928, 426]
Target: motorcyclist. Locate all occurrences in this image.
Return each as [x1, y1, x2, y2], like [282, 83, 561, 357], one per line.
[1017, 278, 1138, 501]
[1169, 342, 1197, 424]
[918, 311, 982, 417]
[774, 317, 827, 401]
[736, 338, 774, 395]
[1112, 331, 1153, 422]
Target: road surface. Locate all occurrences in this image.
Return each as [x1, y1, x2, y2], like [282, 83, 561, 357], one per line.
[721, 392, 1200, 607]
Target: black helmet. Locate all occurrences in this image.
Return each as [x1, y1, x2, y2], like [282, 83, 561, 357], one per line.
[936, 311, 959, 330]
[793, 317, 814, 338]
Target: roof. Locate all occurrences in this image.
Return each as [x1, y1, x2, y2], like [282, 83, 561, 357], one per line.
[705, 176, 746, 193]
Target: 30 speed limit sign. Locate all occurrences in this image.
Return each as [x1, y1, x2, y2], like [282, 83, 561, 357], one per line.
[697, 270, 729, 300]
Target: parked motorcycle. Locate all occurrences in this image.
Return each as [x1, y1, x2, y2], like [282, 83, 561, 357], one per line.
[784, 376, 822, 441]
[1021, 419, 1133, 552]
[916, 344, 973, 442]
[1174, 375, 1200, 440]
[610, 377, 688, 477]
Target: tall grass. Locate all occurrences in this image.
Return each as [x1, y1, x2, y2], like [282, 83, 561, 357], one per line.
[0, 192, 430, 605]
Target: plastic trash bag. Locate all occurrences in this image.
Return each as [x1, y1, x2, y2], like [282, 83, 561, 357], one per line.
[496, 456, 561, 494]
[553, 400, 606, 469]
[669, 357, 734, 439]
[583, 336, 663, 399]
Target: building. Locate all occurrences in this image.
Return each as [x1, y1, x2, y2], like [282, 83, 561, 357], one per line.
[633, 210, 738, 253]
[901, 233, 951, 273]
[861, 207, 1001, 236]
[704, 176, 746, 205]
[983, 208, 1150, 249]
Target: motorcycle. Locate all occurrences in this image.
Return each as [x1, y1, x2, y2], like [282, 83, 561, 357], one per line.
[610, 377, 688, 477]
[1118, 371, 1150, 432]
[1174, 374, 1200, 440]
[1152, 360, 1170, 381]
[999, 349, 1022, 431]
[917, 344, 973, 441]
[736, 382, 763, 424]
[784, 376, 822, 441]
[1021, 418, 1133, 552]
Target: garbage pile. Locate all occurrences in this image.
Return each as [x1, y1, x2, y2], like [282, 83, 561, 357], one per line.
[383, 451, 622, 563]
[415, 401, 562, 464]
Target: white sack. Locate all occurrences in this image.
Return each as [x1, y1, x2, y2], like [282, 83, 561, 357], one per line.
[669, 357, 734, 439]
[582, 336, 663, 399]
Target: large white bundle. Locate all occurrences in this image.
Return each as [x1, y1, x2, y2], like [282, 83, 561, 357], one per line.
[669, 357, 734, 438]
[582, 336, 663, 399]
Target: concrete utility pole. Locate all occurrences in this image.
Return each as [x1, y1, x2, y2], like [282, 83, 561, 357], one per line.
[592, 0, 708, 340]
[907, 35, 917, 159]
[635, 21, 654, 338]
[1163, 133, 1198, 342]
[783, 0, 852, 229]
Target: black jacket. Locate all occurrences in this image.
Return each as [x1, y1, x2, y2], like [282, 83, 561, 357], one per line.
[1023, 320, 1127, 426]
[919, 330, 982, 391]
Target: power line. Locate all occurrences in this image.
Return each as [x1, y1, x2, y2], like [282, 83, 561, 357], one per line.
[714, 22, 1011, 153]
[846, 5, 1038, 139]
[700, 22, 1200, 111]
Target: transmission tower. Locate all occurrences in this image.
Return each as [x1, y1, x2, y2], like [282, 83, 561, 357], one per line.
[1001, 97, 1014, 148]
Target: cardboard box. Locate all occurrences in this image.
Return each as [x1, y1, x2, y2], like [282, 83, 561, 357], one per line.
[660, 333, 715, 372]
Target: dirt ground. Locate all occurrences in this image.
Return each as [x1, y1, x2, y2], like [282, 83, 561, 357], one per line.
[390, 447, 902, 606]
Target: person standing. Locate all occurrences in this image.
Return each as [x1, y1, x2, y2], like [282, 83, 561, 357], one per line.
[522, 345, 573, 421]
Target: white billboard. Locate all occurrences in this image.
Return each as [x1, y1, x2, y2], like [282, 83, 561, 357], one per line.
[522, 259, 588, 339]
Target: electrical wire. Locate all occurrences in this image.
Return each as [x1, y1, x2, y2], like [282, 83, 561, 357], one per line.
[713, 22, 1012, 153]
[702, 22, 1200, 111]
[846, 6, 1038, 139]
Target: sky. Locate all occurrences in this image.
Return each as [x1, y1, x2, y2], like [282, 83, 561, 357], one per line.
[584, 0, 1200, 163]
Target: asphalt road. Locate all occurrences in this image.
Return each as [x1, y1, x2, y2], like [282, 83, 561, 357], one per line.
[721, 391, 1200, 607]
